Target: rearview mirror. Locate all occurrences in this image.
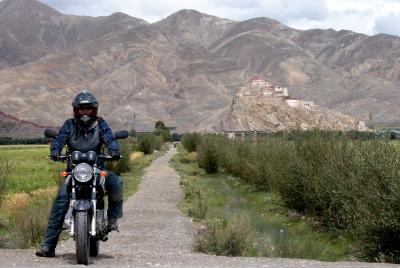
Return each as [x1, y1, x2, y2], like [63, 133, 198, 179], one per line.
[114, 130, 128, 140]
[44, 128, 57, 139]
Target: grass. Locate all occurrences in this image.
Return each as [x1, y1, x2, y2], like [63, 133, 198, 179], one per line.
[0, 145, 64, 193]
[0, 143, 170, 248]
[170, 145, 353, 261]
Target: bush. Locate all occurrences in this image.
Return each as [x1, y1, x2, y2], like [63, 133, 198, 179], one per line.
[159, 129, 172, 142]
[137, 134, 162, 155]
[186, 130, 400, 262]
[185, 185, 208, 219]
[197, 136, 220, 174]
[106, 140, 133, 175]
[181, 133, 202, 152]
[171, 133, 182, 142]
[195, 216, 253, 256]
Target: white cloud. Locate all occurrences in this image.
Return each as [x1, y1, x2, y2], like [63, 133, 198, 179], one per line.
[38, 0, 400, 36]
[374, 13, 400, 36]
[288, 0, 400, 36]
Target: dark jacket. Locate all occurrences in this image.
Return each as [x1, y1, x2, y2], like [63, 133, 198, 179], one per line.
[50, 118, 119, 168]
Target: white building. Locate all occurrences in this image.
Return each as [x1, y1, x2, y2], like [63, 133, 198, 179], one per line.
[285, 99, 315, 110]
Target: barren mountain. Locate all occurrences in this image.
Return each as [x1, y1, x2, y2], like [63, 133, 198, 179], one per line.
[0, 110, 49, 138]
[0, 0, 399, 136]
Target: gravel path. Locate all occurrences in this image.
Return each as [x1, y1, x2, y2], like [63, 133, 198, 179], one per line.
[0, 147, 398, 267]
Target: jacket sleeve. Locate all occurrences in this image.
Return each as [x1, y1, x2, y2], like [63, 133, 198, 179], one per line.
[99, 119, 120, 153]
[50, 119, 71, 153]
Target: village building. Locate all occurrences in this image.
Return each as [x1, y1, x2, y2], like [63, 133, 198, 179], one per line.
[285, 99, 315, 110]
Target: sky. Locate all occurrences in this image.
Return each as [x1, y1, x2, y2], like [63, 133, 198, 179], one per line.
[38, 0, 400, 36]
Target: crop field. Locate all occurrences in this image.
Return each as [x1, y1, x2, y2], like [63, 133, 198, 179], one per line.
[0, 145, 63, 194]
[0, 142, 163, 248]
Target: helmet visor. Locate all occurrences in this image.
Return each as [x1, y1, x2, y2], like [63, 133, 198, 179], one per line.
[73, 104, 97, 118]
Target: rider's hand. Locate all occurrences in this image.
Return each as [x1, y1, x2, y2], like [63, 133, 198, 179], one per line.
[110, 151, 120, 160]
[50, 151, 60, 161]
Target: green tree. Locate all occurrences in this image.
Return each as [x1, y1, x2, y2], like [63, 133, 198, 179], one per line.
[155, 121, 166, 130]
[128, 129, 137, 138]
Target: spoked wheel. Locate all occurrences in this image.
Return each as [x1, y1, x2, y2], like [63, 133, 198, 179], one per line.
[75, 211, 90, 265]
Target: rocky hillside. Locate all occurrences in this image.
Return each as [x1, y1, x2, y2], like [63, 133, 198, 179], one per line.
[222, 97, 360, 132]
[0, 110, 49, 138]
[0, 0, 399, 135]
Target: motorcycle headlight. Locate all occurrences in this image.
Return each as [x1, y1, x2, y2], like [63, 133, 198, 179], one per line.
[73, 163, 93, 183]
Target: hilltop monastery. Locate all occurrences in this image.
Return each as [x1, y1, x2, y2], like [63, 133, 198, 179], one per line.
[235, 76, 316, 110]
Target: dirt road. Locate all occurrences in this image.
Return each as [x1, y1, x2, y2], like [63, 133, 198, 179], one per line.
[0, 147, 398, 267]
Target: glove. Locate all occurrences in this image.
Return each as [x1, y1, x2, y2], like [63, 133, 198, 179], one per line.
[50, 151, 60, 161]
[110, 151, 120, 160]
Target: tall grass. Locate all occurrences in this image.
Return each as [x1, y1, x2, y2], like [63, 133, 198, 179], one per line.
[192, 131, 400, 263]
[1, 187, 56, 247]
[0, 153, 10, 204]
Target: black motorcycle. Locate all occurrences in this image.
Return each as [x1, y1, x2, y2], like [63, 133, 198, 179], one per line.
[44, 128, 128, 265]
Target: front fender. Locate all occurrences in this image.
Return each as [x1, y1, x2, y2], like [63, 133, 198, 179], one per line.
[73, 200, 91, 211]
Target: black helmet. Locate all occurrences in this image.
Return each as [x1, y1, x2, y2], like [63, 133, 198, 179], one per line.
[72, 90, 98, 126]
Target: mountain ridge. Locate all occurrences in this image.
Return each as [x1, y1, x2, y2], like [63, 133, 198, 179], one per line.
[0, 0, 399, 135]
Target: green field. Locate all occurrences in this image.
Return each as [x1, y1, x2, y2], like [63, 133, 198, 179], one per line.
[0, 145, 63, 193]
[0, 143, 165, 248]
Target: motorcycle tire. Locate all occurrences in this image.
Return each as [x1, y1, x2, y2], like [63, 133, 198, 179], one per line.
[90, 237, 99, 257]
[75, 211, 90, 265]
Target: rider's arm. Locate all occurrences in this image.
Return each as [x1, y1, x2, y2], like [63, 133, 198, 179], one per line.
[50, 119, 71, 153]
[98, 119, 120, 153]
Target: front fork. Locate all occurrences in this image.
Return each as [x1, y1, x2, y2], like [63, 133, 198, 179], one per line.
[91, 177, 97, 236]
[68, 175, 105, 237]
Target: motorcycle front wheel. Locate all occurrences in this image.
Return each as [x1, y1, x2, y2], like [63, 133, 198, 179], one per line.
[75, 211, 90, 265]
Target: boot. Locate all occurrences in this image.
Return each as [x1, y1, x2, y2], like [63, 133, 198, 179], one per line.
[35, 245, 55, 258]
[107, 218, 119, 232]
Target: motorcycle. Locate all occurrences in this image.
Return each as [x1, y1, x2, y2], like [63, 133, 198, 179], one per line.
[44, 128, 128, 265]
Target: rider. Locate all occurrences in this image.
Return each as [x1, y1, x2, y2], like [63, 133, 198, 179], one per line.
[36, 90, 123, 257]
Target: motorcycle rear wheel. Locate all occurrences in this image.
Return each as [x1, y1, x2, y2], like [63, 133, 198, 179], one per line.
[75, 211, 90, 265]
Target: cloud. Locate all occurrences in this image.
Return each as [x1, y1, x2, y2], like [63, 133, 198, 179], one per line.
[39, 0, 328, 22]
[374, 13, 400, 36]
[38, 0, 400, 36]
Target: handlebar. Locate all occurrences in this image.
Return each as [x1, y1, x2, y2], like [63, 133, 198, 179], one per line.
[46, 154, 121, 161]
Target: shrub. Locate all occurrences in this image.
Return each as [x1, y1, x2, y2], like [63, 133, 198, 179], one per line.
[197, 136, 220, 174]
[159, 129, 172, 142]
[186, 130, 400, 262]
[171, 133, 182, 142]
[153, 120, 172, 142]
[137, 134, 162, 154]
[195, 215, 253, 256]
[181, 133, 202, 152]
[106, 140, 133, 175]
[187, 190, 208, 219]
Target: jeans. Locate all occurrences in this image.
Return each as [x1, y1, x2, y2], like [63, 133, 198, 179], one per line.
[42, 170, 123, 248]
